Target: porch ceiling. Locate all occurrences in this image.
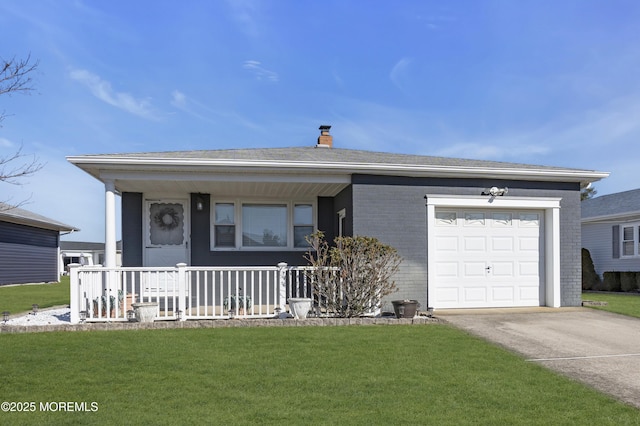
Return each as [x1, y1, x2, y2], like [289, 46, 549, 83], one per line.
[110, 173, 350, 198]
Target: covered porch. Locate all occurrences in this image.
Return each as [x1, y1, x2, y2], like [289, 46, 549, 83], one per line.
[69, 262, 374, 324]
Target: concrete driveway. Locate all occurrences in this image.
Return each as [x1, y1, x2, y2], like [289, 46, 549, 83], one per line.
[437, 307, 640, 409]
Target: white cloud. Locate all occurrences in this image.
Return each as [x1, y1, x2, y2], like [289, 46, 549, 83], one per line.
[390, 57, 413, 92]
[69, 69, 161, 120]
[0, 137, 14, 148]
[243, 60, 279, 82]
[171, 90, 187, 108]
[225, 0, 261, 38]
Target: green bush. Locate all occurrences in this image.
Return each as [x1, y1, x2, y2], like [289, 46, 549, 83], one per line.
[581, 248, 600, 290]
[620, 272, 639, 292]
[602, 272, 621, 292]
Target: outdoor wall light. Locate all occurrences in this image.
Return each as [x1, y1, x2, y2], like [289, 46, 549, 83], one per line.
[483, 186, 508, 197]
[196, 195, 204, 211]
[32, 304, 39, 315]
[2, 311, 9, 323]
[79, 310, 88, 322]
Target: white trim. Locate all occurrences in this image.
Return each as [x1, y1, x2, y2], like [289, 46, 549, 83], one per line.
[104, 180, 117, 268]
[620, 222, 640, 258]
[209, 199, 317, 251]
[68, 156, 609, 184]
[426, 194, 562, 308]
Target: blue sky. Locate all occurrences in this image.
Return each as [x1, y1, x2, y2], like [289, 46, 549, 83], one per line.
[1, 0, 639, 242]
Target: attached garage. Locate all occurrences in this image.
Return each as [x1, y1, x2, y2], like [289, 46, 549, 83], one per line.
[426, 195, 561, 309]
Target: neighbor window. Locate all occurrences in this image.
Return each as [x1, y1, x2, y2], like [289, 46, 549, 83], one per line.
[214, 203, 235, 247]
[621, 225, 640, 257]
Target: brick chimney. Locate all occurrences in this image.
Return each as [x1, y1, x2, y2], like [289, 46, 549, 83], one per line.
[316, 125, 333, 148]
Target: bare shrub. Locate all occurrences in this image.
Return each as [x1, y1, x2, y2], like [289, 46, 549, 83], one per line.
[304, 231, 401, 317]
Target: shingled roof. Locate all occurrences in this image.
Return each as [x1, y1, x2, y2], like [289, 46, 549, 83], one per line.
[0, 203, 78, 232]
[582, 188, 640, 220]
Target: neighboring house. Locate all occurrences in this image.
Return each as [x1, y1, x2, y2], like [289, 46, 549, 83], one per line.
[0, 203, 78, 285]
[67, 126, 608, 310]
[581, 188, 640, 277]
[59, 240, 123, 273]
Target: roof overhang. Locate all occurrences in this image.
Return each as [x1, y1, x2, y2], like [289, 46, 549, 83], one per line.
[67, 155, 610, 197]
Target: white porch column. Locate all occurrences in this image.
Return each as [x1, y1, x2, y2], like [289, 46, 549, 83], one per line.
[104, 179, 117, 268]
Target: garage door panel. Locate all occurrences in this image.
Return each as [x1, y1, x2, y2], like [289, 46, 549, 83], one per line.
[519, 237, 539, 251]
[464, 237, 486, 251]
[432, 207, 543, 309]
[519, 286, 539, 301]
[463, 262, 487, 277]
[491, 237, 514, 251]
[518, 261, 539, 276]
[492, 286, 515, 301]
[436, 287, 461, 304]
[491, 261, 514, 276]
[435, 262, 459, 277]
[435, 236, 458, 250]
[463, 287, 487, 302]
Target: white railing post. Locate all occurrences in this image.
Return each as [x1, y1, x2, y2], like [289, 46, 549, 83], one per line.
[177, 263, 187, 321]
[277, 262, 288, 313]
[69, 263, 81, 324]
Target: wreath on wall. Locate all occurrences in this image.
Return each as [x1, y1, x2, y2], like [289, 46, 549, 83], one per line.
[153, 207, 181, 231]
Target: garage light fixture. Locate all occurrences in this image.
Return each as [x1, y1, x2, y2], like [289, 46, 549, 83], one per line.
[483, 186, 508, 197]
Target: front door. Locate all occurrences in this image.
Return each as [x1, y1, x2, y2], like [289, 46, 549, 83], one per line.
[144, 200, 190, 266]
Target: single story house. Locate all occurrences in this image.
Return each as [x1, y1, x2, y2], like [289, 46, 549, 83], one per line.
[0, 202, 78, 285]
[581, 188, 640, 277]
[67, 126, 608, 313]
[59, 240, 123, 273]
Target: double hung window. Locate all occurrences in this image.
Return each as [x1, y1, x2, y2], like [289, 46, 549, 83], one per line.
[621, 224, 640, 257]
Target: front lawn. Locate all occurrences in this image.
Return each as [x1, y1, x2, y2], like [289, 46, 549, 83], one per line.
[583, 292, 640, 319]
[0, 325, 637, 425]
[0, 276, 69, 314]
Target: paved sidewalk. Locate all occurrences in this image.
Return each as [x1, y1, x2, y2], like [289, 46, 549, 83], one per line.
[438, 308, 640, 409]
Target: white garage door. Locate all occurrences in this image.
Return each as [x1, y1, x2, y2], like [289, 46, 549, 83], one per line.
[432, 208, 544, 308]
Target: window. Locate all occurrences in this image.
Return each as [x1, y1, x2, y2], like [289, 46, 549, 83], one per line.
[214, 203, 235, 247]
[211, 201, 315, 250]
[294, 204, 313, 247]
[622, 225, 638, 257]
[242, 204, 287, 247]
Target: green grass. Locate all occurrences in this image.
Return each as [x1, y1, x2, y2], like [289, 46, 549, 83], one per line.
[0, 326, 638, 425]
[583, 292, 640, 318]
[0, 276, 70, 314]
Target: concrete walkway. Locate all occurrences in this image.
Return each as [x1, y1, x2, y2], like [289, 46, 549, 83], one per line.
[438, 307, 640, 409]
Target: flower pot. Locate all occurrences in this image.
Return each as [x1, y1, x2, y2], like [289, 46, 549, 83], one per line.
[132, 302, 158, 323]
[288, 298, 313, 319]
[391, 300, 419, 318]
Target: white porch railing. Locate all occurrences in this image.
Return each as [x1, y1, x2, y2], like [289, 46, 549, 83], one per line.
[69, 262, 344, 324]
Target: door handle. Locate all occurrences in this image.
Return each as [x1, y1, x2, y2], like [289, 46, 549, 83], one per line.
[485, 266, 492, 272]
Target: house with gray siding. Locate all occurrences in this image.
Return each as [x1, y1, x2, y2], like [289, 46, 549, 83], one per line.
[582, 188, 640, 277]
[0, 203, 78, 285]
[67, 126, 608, 310]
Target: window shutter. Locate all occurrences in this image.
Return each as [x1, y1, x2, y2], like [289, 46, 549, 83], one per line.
[612, 225, 620, 259]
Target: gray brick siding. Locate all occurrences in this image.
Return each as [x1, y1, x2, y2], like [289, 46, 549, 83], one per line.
[351, 176, 582, 308]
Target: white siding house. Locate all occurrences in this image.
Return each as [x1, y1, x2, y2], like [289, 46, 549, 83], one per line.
[582, 189, 640, 277]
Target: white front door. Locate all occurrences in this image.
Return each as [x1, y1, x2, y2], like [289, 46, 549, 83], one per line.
[144, 200, 190, 267]
[432, 208, 544, 308]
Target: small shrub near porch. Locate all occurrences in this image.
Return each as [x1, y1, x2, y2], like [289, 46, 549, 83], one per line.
[304, 231, 402, 317]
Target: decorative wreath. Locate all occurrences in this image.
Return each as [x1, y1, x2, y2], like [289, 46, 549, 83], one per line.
[154, 207, 181, 231]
